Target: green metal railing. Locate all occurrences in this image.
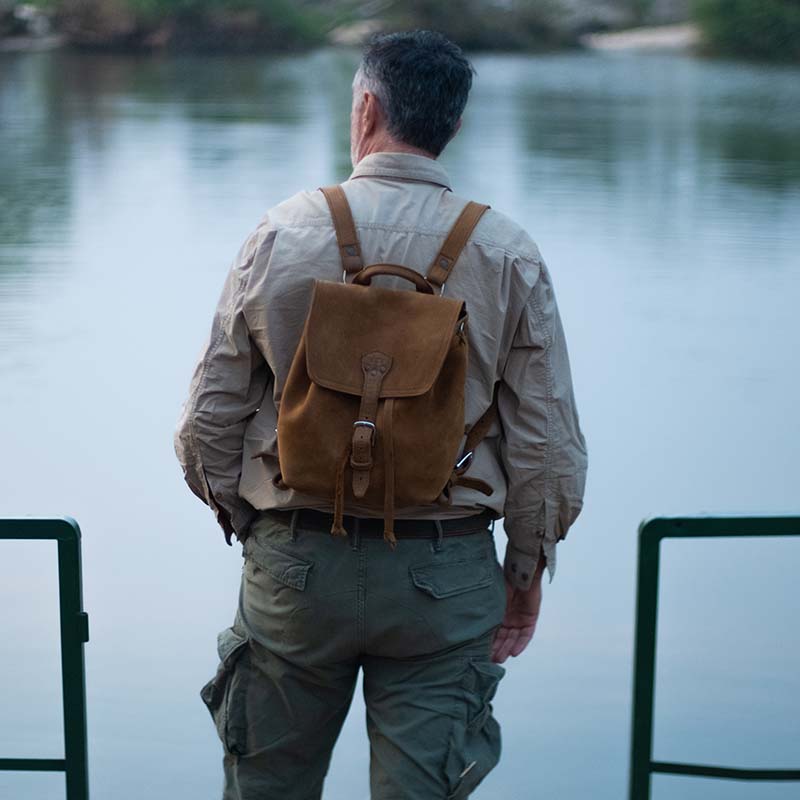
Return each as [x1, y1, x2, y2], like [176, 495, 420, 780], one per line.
[629, 516, 800, 799]
[0, 518, 89, 800]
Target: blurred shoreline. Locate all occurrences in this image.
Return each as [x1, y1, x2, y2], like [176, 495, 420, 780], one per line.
[0, 0, 686, 55]
[0, 1, 797, 60]
[580, 23, 700, 52]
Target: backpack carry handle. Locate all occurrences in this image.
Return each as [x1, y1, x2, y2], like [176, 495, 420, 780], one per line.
[352, 265, 434, 295]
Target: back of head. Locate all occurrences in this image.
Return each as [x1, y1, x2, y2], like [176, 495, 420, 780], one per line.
[357, 30, 475, 158]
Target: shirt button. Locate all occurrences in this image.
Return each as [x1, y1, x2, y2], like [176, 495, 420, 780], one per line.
[522, 572, 529, 581]
[511, 563, 518, 573]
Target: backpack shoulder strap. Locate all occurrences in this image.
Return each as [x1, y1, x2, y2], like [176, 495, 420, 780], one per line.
[425, 201, 490, 289]
[320, 185, 364, 274]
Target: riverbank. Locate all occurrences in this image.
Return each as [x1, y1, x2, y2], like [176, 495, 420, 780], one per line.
[581, 23, 701, 52]
[0, 0, 332, 53]
[0, 0, 622, 54]
[2, 1, 796, 59]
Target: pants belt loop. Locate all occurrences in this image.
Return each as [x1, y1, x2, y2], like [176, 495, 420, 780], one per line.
[433, 520, 444, 552]
[351, 516, 360, 551]
[289, 509, 299, 542]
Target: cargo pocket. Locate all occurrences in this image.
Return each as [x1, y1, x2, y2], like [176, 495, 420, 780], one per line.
[410, 555, 495, 599]
[409, 553, 505, 651]
[199, 626, 250, 756]
[242, 538, 315, 649]
[244, 537, 313, 591]
[444, 659, 505, 800]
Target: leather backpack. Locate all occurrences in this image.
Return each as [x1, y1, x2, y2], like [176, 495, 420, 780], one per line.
[276, 185, 496, 544]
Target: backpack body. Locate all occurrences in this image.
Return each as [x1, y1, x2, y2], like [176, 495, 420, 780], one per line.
[276, 186, 493, 542]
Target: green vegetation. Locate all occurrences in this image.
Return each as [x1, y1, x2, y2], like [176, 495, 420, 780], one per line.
[382, 0, 573, 51]
[124, 0, 329, 38]
[8, 0, 576, 52]
[23, 0, 343, 50]
[693, 0, 800, 61]
[10, 0, 799, 58]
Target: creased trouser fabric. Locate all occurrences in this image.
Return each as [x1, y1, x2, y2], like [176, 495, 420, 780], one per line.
[200, 512, 507, 800]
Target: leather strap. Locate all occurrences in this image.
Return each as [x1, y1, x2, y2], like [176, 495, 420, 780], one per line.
[383, 397, 396, 547]
[461, 395, 498, 465]
[442, 387, 499, 502]
[426, 201, 490, 289]
[452, 475, 493, 496]
[352, 264, 434, 294]
[331, 443, 350, 536]
[351, 351, 392, 498]
[320, 185, 364, 274]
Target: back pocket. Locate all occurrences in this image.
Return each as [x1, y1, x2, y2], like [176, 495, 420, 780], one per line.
[245, 538, 313, 591]
[408, 554, 505, 650]
[409, 555, 494, 599]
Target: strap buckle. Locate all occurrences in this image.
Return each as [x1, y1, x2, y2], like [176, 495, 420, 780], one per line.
[454, 450, 474, 473]
[353, 419, 376, 445]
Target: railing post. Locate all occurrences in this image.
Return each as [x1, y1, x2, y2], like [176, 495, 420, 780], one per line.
[629, 520, 661, 800]
[629, 516, 800, 794]
[57, 520, 90, 800]
[0, 518, 90, 797]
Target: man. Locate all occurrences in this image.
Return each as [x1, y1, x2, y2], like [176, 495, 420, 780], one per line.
[176, 30, 587, 800]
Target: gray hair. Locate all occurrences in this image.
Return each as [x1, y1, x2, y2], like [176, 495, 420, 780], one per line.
[355, 31, 475, 157]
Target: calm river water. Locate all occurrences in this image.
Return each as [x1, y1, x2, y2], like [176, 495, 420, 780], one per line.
[1, 47, 798, 800]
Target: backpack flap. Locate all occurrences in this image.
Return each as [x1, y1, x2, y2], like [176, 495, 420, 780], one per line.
[305, 279, 464, 397]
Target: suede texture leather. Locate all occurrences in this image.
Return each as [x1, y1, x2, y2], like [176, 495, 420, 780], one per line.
[277, 280, 468, 510]
[277, 186, 490, 536]
[305, 281, 464, 397]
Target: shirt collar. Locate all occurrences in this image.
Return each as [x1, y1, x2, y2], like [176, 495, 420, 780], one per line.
[349, 152, 452, 190]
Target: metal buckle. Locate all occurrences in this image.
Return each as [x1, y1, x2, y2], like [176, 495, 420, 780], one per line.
[454, 451, 474, 472]
[353, 419, 376, 445]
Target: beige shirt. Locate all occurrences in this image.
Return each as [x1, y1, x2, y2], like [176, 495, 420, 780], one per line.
[175, 152, 587, 590]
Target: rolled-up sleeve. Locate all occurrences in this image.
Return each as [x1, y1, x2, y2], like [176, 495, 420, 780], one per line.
[174, 220, 274, 543]
[499, 258, 587, 588]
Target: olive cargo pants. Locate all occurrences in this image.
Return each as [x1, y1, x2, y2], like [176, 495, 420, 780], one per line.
[201, 512, 508, 800]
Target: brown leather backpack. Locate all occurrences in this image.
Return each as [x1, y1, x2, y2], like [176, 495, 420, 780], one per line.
[277, 185, 496, 544]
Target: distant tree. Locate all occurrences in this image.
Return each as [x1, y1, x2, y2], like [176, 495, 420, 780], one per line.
[693, 0, 800, 60]
[384, 0, 572, 51]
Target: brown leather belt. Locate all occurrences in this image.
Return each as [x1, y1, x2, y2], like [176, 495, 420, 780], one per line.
[263, 508, 496, 539]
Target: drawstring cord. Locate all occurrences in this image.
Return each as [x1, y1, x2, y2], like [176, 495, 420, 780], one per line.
[331, 443, 350, 537]
[383, 398, 397, 548]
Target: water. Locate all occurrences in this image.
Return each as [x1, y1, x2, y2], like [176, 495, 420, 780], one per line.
[1, 47, 799, 799]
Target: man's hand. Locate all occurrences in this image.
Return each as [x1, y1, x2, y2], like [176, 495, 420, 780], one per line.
[491, 556, 546, 664]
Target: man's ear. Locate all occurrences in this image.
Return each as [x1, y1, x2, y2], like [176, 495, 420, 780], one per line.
[361, 91, 381, 138]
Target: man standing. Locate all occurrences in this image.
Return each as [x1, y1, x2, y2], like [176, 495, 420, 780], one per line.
[176, 30, 587, 800]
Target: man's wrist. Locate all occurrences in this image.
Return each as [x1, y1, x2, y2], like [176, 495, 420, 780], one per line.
[503, 543, 543, 591]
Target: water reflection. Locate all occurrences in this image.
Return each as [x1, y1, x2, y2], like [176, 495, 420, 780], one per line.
[0, 46, 798, 800]
[0, 56, 74, 276]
